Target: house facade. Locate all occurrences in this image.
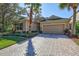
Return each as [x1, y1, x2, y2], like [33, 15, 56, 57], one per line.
[40, 15, 69, 34]
[16, 17, 45, 32]
[16, 19, 38, 32]
[40, 19, 69, 34]
[16, 15, 69, 34]
[16, 13, 79, 34]
[23, 20, 38, 32]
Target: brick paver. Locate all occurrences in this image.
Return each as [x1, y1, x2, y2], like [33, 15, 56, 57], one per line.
[0, 34, 79, 56]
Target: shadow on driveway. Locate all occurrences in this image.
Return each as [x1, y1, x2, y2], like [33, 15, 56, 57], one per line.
[26, 38, 36, 56]
[37, 34, 69, 39]
[25, 34, 69, 56]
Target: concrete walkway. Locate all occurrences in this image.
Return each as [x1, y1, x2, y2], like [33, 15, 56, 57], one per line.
[0, 34, 79, 56]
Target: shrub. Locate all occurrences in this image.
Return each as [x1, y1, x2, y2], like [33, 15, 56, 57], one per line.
[76, 22, 79, 35]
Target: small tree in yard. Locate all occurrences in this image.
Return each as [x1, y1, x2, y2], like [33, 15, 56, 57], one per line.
[76, 22, 79, 34]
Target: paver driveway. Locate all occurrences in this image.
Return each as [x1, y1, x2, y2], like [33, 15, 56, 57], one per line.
[0, 34, 79, 56]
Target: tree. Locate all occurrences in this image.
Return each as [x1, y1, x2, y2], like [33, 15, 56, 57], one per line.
[0, 4, 18, 32]
[59, 3, 79, 35]
[25, 3, 41, 33]
[0, 4, 11, 32]
[0, 3, 27, 32]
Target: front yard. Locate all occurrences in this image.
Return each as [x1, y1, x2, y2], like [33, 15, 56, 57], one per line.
[0, 37, 17, 49]
[0, 32, 39, 49]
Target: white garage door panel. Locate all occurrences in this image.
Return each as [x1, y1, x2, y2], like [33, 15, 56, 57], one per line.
[43, 25, 64, 34]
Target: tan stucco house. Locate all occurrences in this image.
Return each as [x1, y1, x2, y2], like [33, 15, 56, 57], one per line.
[16, 17, 45, 32]
[16, 12, 79, 34]
[16, 15, 69, 34]
[40, 15, 69, 34]
[16, 19, 38, 32]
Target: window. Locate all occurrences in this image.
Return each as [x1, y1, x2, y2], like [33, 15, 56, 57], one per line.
[16, 23, 23, 30]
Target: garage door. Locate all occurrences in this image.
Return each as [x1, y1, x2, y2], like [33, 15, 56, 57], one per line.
[42, 24, 64, 34]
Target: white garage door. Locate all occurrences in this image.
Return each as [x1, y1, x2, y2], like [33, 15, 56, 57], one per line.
[42, 24, 64, 34]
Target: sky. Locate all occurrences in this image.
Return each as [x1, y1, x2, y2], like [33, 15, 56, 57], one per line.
[19, 3, 74, 18]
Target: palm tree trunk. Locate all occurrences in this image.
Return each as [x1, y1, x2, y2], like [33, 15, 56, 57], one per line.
[29, 6, 32, 33]
[72, 8, 76, 35]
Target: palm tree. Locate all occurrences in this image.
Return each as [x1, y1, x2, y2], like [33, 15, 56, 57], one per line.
[25, 3, 41, 33]
[59, 3, 79, 35]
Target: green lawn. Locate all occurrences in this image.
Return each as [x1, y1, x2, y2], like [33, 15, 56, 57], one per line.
[0, 36, 25, 49]
[0, 38, 16, 49]
[0, 32, 39, 49]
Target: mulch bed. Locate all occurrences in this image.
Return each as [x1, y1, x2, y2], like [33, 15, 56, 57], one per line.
[69, 35, 79, 45]
[71, 37, 79, 41]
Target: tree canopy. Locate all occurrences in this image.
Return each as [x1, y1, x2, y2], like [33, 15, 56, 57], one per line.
[0, 3, 27, 32]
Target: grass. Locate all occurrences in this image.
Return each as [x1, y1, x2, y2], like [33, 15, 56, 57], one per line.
[0, 36, 25, 49]
[0, 31, 39, 49]
[0, 38, 16, 49]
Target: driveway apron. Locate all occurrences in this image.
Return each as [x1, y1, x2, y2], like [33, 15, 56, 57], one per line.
[0, 34, 79, 56]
